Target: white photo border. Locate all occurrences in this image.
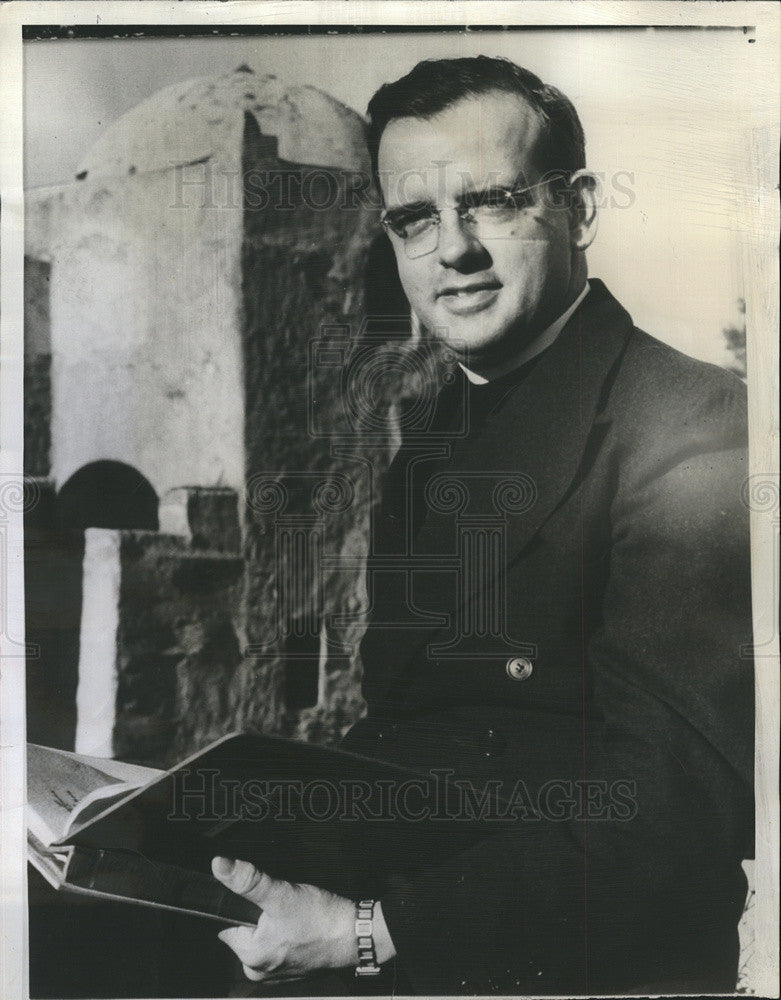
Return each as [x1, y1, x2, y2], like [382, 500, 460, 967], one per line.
[1, 3, 778, 998]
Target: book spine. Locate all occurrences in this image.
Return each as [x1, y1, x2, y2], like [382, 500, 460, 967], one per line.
[64, 847, 262, 927]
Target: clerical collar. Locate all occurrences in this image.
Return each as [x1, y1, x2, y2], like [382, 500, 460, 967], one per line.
[459, 281, 591, 385]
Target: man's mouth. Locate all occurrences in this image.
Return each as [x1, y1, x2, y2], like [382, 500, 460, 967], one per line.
[437, 281, 502, 314]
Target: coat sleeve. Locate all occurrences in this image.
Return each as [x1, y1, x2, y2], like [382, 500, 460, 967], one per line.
[377, 376, 754, 996]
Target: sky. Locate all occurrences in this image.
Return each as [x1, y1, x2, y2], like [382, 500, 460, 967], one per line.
[23, 27, 761, 366]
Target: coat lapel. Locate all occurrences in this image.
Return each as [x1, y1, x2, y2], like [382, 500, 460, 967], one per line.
[406, 280, 634, 642]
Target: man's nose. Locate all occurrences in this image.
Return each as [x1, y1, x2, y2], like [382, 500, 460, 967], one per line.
[436, 209, 485, 268]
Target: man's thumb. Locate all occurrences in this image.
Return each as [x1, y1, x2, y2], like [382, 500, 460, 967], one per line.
[212, 856, 281, 908]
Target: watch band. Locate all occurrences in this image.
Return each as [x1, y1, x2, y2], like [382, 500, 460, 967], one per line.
[355, 899, 382, 976]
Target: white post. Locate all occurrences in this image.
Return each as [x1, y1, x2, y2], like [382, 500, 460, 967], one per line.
[75, 528, 121, 757]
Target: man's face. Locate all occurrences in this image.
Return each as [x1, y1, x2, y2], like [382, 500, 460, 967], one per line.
[377, 90, 579, 368]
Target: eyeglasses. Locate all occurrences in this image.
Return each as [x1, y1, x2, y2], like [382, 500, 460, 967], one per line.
[381, 177, 565, 259]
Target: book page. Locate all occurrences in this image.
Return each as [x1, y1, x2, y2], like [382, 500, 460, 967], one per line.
[63, 783, 147, 838]
[26, 830, 69, 889]
[51, 747, 162, 787]
[26, 744, 160, 848]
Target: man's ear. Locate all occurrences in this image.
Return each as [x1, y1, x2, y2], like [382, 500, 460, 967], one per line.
[568, 169, 599, 251]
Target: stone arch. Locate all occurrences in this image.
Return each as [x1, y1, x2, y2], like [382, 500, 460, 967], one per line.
[57, 460, 159, 531]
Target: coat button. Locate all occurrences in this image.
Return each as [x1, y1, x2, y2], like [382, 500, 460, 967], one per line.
[505, 656, 533, 681]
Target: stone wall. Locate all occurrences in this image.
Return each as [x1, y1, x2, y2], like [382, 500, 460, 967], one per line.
[236, 108, 376, 746]
[25, 161, 246, 499]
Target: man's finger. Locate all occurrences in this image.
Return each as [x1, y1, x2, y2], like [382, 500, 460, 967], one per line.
[242, 964, 267, 983]
[211, 856, 286, 908]
[218, 927, 273, 970]
[217, 926, 254, 952]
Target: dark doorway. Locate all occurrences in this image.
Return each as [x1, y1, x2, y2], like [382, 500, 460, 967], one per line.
[57, 460, 159, 532]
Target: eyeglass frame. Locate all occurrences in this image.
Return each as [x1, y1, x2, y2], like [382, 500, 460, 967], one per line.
[379, 171, 576, 259]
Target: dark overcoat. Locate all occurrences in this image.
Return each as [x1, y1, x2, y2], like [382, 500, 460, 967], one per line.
[342, 279, 754, 995]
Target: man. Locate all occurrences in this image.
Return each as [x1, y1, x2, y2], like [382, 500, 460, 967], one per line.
[212, 57, 753, 995]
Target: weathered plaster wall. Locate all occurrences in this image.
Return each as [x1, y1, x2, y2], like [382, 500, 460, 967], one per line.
[26, 160, 246, 498]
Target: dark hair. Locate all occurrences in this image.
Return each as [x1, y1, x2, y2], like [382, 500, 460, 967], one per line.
[366, 55, 585, 189]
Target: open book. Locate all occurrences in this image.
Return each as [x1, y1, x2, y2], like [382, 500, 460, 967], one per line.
[28, 743, 162, 849]
[27, 742, 262, 926]
[28, 732, 482, 927]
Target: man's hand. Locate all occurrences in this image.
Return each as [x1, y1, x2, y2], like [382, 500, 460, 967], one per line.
[211, 856, 358, 984]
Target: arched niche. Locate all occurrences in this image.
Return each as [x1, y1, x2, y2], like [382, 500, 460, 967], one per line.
[57, 460, 159, 531]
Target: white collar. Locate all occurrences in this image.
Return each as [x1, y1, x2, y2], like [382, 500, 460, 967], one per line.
[459, 281, 591, 385]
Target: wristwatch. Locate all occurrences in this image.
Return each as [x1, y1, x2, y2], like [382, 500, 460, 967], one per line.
[355, 899, 382, 976]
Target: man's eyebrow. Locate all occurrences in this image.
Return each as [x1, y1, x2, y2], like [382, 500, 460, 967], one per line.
[460, 183, 512, 201]
[385, 180, 526, 214]
[383, 198, 435, 215]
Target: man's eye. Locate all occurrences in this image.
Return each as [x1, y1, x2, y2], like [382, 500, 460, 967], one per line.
[395, 211, 435, 238]
[473, 189, 532, 214]
[477, 190, 514, 210]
